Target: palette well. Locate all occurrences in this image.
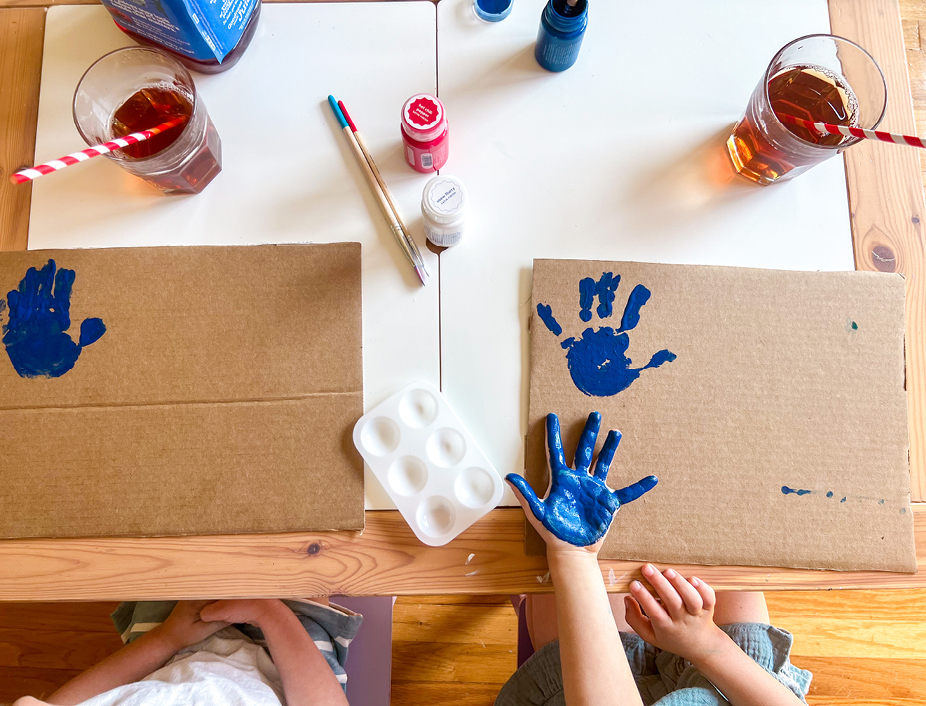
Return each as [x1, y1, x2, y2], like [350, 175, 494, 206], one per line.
[353, 381, 503, 546]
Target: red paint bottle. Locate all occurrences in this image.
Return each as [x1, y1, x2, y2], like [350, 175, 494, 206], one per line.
[401, 93, 449, 173]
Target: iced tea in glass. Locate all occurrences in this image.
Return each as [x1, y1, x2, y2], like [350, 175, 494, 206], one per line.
[73, 47, 222, 194]
[727, 34, 886, 185]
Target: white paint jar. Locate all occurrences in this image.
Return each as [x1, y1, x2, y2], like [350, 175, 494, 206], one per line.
[421, 175, 468, 247]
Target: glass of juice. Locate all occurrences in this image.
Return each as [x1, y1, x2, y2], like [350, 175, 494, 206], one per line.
[72, 47, 222, 194]
[727, 34, 886, 185]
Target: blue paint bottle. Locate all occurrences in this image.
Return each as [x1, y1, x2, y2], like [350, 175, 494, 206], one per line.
[535, 0, 588, 72]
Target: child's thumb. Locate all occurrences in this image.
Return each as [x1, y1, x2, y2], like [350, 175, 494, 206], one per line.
[199, 601, 228, 623]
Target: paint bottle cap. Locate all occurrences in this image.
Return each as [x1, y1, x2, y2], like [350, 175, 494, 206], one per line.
[401, 94, 447, 143]
[421, 175, 467, 226]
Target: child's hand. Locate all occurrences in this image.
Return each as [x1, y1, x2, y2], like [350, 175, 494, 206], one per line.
[156, 600, 230, 651]
[199, 599, 285, 628]
[506, 412, 657, 555]
[624, 565, 727, 663]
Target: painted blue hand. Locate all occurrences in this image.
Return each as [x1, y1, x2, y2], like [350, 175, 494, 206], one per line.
[506, 412, 658, 547]
[2, 259, 106, 378]
[536, 272, 676, 397]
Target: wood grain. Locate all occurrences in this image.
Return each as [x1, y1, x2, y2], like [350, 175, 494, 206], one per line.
[798, 656, 926, 699]
[0, 506, 924, 601]
[0, 7, 43, 252]
[830, 0, 926, 500]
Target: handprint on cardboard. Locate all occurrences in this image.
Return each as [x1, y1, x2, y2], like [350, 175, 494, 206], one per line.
[506, 411, 657, 546]
[536, 272, 676, 397]
[2, 259, 106, 378]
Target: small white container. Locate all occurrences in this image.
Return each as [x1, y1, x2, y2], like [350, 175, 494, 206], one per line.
[421, 175, 468, 247]
[352, 380, 503, 546]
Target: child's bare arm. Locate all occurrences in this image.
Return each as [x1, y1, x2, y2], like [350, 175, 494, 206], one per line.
[201, 599, 349, 706]
[625, 568, 804, 706]
[45, 601, 227, 705]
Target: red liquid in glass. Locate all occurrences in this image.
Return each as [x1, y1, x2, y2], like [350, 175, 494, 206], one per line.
[111, 87, 191, 158]
[728, 65, 858, 183]
[110, 87, 221, 194]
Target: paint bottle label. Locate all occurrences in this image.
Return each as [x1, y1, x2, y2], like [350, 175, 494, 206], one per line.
[401, 93, 450, 173]
[99, 0, 259, 64]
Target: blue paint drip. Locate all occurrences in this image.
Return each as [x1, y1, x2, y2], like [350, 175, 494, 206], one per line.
[2, 259, 106, 378]
[781, 486, 812, 496]
[901, 508, 907, 514]
[506, 412, 657, 547]
[826, 491, 834, 498]
[879, 499, 885, 505]
[840, 497, 847, 503]
[578, 278, 596, 322]
[619, 284, 652, 332]
[594, 272, 620, 320]
[536, 303, 562, 336]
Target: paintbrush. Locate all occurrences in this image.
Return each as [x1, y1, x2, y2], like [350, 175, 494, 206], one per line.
[328, 95, 428, 286]
[337, 99, 429, 277]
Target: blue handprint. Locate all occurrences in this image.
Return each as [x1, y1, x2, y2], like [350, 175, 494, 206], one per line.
[507, 412, 657, 546]
[536, 272, 676, 397]
[2, 259, 106, 378]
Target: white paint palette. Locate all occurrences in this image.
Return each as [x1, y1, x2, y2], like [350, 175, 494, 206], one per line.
[353, 381, 503, 546]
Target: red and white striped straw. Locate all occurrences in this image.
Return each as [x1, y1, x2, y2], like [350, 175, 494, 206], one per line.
[778, 112, 926, 149]
[9, 115, 189, 184]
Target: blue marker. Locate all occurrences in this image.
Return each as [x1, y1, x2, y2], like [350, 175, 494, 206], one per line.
[535, 0, 588, 72]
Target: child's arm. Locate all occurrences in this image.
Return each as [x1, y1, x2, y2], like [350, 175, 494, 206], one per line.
[546, 546, 645, 706]
[508, 487, 644, 706]
[625, 567, 805, 706]
[201, 599, 349, 706]
[45, 601, 228, 705]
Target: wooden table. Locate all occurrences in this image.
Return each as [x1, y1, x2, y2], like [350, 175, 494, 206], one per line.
[0, 0, 924, 599]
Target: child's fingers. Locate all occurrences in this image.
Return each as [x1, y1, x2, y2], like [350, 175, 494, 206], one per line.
[690, 577, 716, 612]
[630, 578, 669, 626]
[623, 595, 656, 644]
[663, 569, 703, 615]
[641, 564, 684, 617]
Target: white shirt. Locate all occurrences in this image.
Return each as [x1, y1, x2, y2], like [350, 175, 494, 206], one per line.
[15, 632, 285, 706]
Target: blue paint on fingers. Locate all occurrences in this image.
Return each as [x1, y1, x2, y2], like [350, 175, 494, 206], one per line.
[511, 412, 658, 547]
[2, 260, 106, 378]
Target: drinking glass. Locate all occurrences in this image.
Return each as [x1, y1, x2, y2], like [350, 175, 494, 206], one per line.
[727, 34, 886, 185]
[73, 47, 222, 194]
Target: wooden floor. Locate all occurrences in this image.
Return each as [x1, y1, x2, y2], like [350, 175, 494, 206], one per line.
[0, 591, 924, 705]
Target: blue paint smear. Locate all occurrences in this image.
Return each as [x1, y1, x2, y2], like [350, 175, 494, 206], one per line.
[2, 259, 106, 378]
[578, 277, 596, 322]
[901, 508, 907, 514]
[536, 275, 676, 398]
[781, 486, 812, 496]
[619, 284, 651, 332]
[536, 303, 562, 336]
[506, 412, 657, 547]
[826, 491, 834, 498]
[594, 272, 620, 320]
[840, 497, 847, 503]
[564, 327, 676, 397]
[879, 499, 885, 505]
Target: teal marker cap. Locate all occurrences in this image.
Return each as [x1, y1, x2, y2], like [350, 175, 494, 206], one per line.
[328, 95, 348, 129]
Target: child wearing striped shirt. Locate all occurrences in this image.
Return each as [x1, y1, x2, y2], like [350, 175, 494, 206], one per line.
[13, 599, 361, 706]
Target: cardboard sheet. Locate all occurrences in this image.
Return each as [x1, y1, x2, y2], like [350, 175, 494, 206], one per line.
[527, 259, 915, 573]
[0, 244, 364, 539]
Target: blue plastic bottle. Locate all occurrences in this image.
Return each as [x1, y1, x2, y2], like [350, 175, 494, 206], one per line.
[534, 0, 588, 72]
[99, 0, 261, 74]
